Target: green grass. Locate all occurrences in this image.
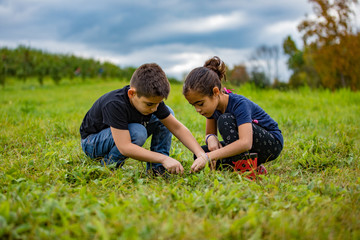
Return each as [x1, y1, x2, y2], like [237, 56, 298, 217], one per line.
[1, 78, 359, 239]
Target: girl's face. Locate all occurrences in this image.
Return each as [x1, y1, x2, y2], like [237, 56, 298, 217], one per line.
[184, 90, 219, 118]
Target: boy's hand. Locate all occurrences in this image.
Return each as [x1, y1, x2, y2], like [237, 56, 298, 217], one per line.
[191, 155, 207, 173]
[162, 157, 184, 175]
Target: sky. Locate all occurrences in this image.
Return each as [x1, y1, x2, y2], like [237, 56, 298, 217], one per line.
[0, 0, 359, 81]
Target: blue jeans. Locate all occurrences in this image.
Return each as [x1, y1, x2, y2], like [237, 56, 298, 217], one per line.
[81, 107, 174, 170]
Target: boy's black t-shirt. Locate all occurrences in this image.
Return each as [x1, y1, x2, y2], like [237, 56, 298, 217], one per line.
[80, 85, 170, 139]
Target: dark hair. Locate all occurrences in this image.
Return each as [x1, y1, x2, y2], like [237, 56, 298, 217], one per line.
[183, 56, 226, 96]
[130, 63, 170, 99]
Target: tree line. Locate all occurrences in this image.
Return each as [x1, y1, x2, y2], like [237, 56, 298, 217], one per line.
[0, 46, 136, 87]
[1, 44, 279, 89]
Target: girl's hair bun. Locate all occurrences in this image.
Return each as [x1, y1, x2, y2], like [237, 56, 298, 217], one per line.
[204, 56, 226, 82]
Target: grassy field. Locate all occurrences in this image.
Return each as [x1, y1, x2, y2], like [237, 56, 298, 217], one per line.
[0, 78, 359, 239]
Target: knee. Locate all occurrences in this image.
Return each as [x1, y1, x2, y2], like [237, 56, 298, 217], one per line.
[129, 124, 147, 146]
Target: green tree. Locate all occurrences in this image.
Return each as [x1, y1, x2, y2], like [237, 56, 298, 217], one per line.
[15, 46, 34, 82]
[283, 36, 320, 88]
[33, 50, 49, 85]
[0, 48, 11, 87]
[250, 69, 270, 88]
[49, 56, 63, 84]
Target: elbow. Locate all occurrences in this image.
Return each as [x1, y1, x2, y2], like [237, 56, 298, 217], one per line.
[117, 145, 131, 157]
[236, 139, 252, 152]
[118, 148, 128, 157]
[244, 140, 253, 152]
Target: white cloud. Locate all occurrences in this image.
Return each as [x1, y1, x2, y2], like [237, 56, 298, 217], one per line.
[354, 7, 360, 31]
[0, 1, 38, 24]
[168, 12, 247, 33]
[263, 18, 303, 44]
[130, 11, 248, 42]
[113, 44, 254, 79]
[265, 19, 299, 36]
[256, 16, 308, 51]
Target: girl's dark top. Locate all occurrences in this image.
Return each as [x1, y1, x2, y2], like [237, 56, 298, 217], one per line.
[210, 93, 283, 147]
[80, 85, 170, 139]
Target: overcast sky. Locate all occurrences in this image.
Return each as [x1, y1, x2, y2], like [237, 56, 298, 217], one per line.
[0, 0, 359, 81]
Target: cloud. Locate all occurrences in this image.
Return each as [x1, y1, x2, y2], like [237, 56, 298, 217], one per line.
[165, 12, 247, 34]
[129, 11, 248, 42]
[260, 18, 304, 47]
[113, 43, 253, 78]
[0, 0, 325, 82]
[0, 1, 37, 25]
[265, 20, 299, 36]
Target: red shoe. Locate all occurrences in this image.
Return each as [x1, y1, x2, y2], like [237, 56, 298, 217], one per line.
[232, 153, 258, 181]
[232, 154, 268, 180]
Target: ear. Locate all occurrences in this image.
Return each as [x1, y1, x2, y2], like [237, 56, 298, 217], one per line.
[128, 88, 136, 99]
[212, 87, 220, 97]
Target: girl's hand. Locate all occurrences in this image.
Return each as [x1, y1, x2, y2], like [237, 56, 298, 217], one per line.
[191, 155, 208, 173]
[207, 136, 222, 151]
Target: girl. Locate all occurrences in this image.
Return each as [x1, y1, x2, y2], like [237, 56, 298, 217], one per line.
[183, 56, 283, 173]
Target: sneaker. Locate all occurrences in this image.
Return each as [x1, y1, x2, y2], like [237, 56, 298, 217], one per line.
[257, 164, 268, 175]
[149, 165, 170, 178]
[232, 153, 258, 181]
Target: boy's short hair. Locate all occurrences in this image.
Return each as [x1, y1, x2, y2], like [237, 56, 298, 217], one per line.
[130, 63, 170, 99]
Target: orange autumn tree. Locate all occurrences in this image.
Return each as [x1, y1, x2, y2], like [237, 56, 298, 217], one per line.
[228, 64, 250, 86]
[298, 0, 360, 90]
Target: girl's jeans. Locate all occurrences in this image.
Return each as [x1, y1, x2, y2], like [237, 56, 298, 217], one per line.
[81, 107, 174, 170]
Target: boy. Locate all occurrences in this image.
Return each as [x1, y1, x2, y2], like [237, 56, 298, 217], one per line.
[80, 63, 207, 175]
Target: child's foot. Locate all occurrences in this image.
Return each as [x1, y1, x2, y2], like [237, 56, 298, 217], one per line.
[257, 164, 268, 175]
[149, 165, 170, 178]
[232, 153, 258, 180]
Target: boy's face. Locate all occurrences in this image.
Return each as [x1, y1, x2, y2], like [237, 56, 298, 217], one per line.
[184, 90, 219, 118]
[128, 88, 164, 115]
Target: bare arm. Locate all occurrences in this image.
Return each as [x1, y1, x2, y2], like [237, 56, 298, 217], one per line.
[205, 118, 222, 151]
[110, 127, 184, 174]
[206, 122, 253, 162]
[205, 118, 217, 136]
[191, 118, 225, 172]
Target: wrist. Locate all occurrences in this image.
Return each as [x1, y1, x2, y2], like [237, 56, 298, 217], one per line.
[202, 152, 210, 164]
[158, 155, 170, 164]
[195, 151, 206, 159]
[205, 134, 217, 145]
